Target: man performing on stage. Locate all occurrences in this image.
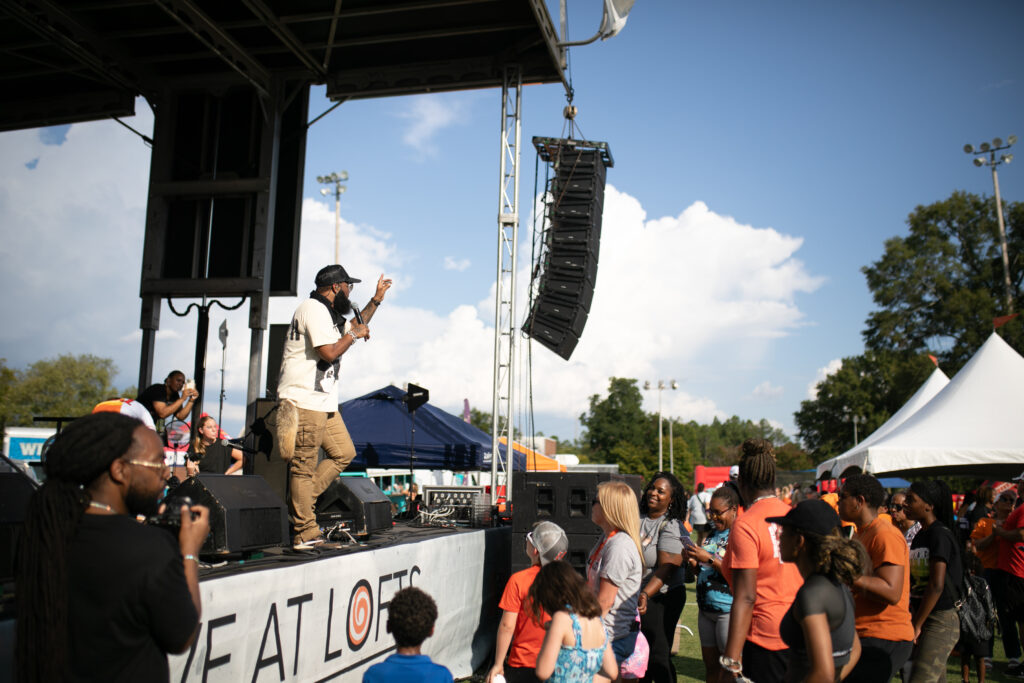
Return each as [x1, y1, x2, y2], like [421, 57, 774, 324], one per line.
[277, 264, 392, 550]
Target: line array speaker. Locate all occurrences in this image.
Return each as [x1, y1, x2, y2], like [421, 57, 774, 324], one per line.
[524, 139, 612, 360]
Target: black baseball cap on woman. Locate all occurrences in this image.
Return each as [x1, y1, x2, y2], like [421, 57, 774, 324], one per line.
[315, 264, 361, 287]
[766, 499, 841, 536]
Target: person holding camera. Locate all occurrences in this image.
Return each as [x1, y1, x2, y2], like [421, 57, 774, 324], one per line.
[277, 264, 392, 550]
[15, 412, 210, 683]
[137, 370, 199, 428]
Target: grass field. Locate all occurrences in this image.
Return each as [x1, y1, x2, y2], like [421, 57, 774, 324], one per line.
[670, 583, 1019, 682]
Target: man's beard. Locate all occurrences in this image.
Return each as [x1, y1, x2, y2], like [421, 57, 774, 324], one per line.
[124, 483, 162, 517]
[333, 290, 352, 316]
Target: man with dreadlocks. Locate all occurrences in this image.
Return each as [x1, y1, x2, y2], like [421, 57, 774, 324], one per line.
[718, 439, 803, 683]
[15, 412, 210, 683]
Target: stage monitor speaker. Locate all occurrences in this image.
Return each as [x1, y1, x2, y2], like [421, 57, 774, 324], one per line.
[250, 398, 288, 501]
[0, 470, 37, 582]
[316, 477, 392, 537]
[171, 474, 288, 555]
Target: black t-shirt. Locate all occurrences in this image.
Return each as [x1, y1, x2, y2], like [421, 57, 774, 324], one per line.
[188, 440, 232, 474]
[780, 574, 856, 683]
[137, 383, 175, 424]
[909, 521, 964, 612]
[68, 514, 198, 683]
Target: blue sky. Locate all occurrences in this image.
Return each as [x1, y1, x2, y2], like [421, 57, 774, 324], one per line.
[1, 1, 1022, 447]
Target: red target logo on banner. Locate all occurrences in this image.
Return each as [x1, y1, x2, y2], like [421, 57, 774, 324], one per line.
[347, 579, 373, 650]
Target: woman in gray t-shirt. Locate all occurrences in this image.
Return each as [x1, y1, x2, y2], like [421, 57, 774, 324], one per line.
[587, 481, 644, 665]
[637, 472, 690, 683]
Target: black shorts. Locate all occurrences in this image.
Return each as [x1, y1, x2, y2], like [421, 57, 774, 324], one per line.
[1006, 572, 1024, 620]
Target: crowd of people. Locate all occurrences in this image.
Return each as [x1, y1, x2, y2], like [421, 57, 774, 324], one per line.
[11, 262, 1022, 682]
[486, 440, 1024, 683]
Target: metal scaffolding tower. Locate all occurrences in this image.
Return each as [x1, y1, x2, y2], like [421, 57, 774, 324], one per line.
[490, 66, 523, 504]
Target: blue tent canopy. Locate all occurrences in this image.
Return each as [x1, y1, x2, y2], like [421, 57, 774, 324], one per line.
[340, 385, 508, 471]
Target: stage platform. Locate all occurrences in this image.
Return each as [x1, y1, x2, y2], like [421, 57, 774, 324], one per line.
[1, 523, 512, 683]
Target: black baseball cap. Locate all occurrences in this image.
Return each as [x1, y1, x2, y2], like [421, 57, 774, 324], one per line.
[766, 499, 840, 536]
[314, 264, 361, 287]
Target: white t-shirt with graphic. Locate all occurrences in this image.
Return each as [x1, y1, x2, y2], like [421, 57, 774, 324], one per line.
[277, 299, 349, 412]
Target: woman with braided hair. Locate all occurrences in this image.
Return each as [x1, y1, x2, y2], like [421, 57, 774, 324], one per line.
[719, 439, 804, 683]
[15, 412, 209, 683]
[903, 479, 964, 682]
[768, 499, 863, 682]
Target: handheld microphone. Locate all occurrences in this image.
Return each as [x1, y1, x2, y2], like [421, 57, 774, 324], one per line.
[350, 303, 368, 341]
[220, 438, 258, 454]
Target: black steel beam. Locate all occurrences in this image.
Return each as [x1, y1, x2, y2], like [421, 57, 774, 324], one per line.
[0, 0, 157, 97]
[240, 0, 326, 80]
[151, 0, 271, 98]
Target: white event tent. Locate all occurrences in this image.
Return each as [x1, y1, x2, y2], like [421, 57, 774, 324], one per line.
[816, 333, 1024, 480]
[816, 366, 949, 479]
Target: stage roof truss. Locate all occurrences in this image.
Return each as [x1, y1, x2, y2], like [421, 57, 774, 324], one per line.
[0, 0, 567, 132]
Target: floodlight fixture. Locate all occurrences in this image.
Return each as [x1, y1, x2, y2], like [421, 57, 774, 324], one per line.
[643, 378, 677, 471]
[318, 171, 350, 263]
[964, 134, 1017, 314]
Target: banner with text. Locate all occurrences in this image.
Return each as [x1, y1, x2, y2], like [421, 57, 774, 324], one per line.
[169, 529, 503, 682]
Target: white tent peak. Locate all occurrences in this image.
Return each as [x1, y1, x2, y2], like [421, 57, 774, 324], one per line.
[819, 333, 1024, 479]
[816, 365, 949, 479]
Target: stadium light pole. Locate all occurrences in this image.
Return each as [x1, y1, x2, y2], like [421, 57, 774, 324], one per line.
[644, 380, 677, 471]
[964, 136, 1017, 313]
[317, 171, 349, 264]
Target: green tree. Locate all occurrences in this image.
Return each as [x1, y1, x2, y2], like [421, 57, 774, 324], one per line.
[0, 354, 123, 429]
[794, 349, 936, 458]
[863, 191, 1024, 367]
[579, 377, 654, 470]
[795, 191, 1023, 461]
[467, 407, 521, 440]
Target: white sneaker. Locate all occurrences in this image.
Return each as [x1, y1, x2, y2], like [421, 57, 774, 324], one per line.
[293, 537, 324, 551]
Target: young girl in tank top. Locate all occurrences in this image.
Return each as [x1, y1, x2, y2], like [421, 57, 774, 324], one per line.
[528, 561, 619, 682]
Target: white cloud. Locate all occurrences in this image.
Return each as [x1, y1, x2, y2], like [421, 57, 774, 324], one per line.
[443, 256, 470, 272]
[0, 116, 823, 438]
[751, 381, 784, 400]
[398, 95, 467, 158]
[807, 358, 843, 399]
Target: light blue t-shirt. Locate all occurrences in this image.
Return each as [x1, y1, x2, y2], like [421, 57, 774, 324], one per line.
[696, 528, 733, 613]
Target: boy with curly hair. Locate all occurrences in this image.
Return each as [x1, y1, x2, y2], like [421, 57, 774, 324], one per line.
[363, 586, 453, 682]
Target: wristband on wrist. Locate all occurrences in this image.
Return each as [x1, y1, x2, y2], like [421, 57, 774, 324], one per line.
[719, 655, 742, 674]
[184, 554, 198, 563]
[371, 298, 382, 306]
